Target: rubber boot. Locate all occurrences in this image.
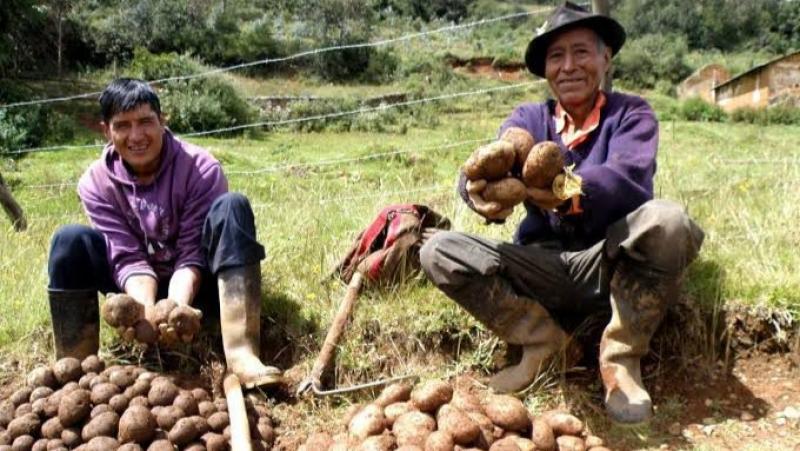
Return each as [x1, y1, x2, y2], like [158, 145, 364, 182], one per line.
[48, 288, 99, 360]
[599, 263, 678, 424]
[218, 264, 283, 388]
[488, 294, 569, 393]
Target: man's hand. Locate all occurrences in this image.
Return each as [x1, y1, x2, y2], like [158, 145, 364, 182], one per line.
[466, 179, 514, 221]
[167, 267, 202, 306]
[527, 186, 566, 211]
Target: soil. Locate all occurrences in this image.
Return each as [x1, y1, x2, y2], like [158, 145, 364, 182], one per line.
[451, 58, 528, 81]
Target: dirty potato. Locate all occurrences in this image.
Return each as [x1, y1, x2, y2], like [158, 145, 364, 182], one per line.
[168, 305, 202, 341]
[81, 411, 119, 442]
[6, 414, 40, 440]
[26, 367, 57, 389]
[90, 383, 120, 406]
[542, 411, 583, 436]
[202, 432, 228, 451]
[555, 435, 585, 451]
[436, 404, 480, 445]
[348, 404, 386, 441]
[384, 402, 415, 427]
[374, 383, 413, 408]
[522, 141, 563, 189]
[102, 294, 143, 328]
[392, 411, 436, 448]
[500, 127, 536, 170]
[463, 141, 516, 182]
[483, 395, 530, 432]
[424, 430, 454, 451]
[482, 178, 528, 208]
[530, 417, 555, 451]
[410, 380, 452, 413]
[206, 412, 229, 433]
[58, 389, 92, 427]
[358, 434, 396, 451]
[147, 379, 178, 406]
[81, 356, 105, 374]
[168, 417, 199, 446]
[118, 405, 156, 444]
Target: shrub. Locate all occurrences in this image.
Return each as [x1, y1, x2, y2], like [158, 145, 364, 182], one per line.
[677, 97, 728, 122]
[730, 106, 800, 125]
[0, 82, 50, 155]
[614, 34, 692, 89]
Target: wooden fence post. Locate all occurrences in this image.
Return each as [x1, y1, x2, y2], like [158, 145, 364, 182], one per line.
[0, 171, 27, 231]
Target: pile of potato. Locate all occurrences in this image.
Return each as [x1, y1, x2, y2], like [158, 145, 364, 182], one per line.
[0, 356, 274, 451]
[299, 380, 610, 451]
[102, 295, 202, 346]
[463, 127, 580, 211]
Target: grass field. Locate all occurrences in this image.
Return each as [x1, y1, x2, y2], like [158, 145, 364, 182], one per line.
[1, 78, 799, 449]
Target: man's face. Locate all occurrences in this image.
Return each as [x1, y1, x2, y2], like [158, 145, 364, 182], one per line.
[544, 27, 611, 109]
[102, 103, 165, 177]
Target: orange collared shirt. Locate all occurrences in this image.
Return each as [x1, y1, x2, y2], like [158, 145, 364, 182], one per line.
[553, 91, 606, 214]
[554, 91, 607, 150]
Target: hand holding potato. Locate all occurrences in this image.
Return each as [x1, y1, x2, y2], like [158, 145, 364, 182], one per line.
[466, 179, 514, 221]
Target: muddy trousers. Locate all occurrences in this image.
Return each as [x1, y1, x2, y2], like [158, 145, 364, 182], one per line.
[420, 200, 704, 419]
[45, 193, 266, 358]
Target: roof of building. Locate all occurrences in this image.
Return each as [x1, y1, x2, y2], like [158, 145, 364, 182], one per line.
[713, 50, 800, 92]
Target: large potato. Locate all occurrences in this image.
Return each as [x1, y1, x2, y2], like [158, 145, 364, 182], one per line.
[6, 414, 40, 440]
[58, 389, 92, 427]
[81, 411, 119, 442]
[86, 436, 119, 451]
[482, 178, 528, 209]
[10, 389, 32, 407]
[500, 127, 535, 170]
[522, 141, 563, 189]
[206, 412, 229, 433]
[26, 367, 57, 389]
[392, 411, 435, 448]
[530, 417, 555, 450]
[168, 305, 202, 341]
[463, 141, 516, 182]
[148, 380, 178, 406]
[147, 439, 175, 451]
[90, 383, 120, 406]
[542, 411, 583, 436]
[423, 431, 454, 451]
[482, 395, 530, 432]
[118, 405, 156, 444]
[81, 355, 105, 374]
[555, 435, 585, 451]
[466, 411, 495, 449]
[173, 392, 198, 416]
[11, 435, 34, 451]
[451, 391, 483, 415]
[202, 432, 228, 451]
[384, 402, 415, 427]
[60, 428, 80, 448]
[29, 387, 53, 403]
[168, 417, 199, 446]
[436, 404, 479, 445]
[0, 401, 14, 428]
[101, 294, 143, 328]
[348, 404, 386, 441]
[375, 383, 413, 408]
[410, 380, 452, 413]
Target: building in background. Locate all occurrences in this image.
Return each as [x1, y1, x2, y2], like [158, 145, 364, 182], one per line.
[713, 50, 800, 112]
[677, 64, 730, 104]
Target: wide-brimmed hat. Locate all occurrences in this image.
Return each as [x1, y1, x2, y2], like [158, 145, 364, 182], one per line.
[524, 1, 626, 77]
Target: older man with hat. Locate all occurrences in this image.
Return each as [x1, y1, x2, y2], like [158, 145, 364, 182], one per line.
[420, 2, 704, 423]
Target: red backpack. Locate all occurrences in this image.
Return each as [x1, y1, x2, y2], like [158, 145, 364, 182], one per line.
[334, 204, 451, 285]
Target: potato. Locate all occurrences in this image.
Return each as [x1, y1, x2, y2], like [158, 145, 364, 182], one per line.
[348, 404, 385, 441]
[29, 387, 53, 403]
[395, 446, 424, 451]
[254, 422, 272, 444]
[488, 437, 521, 451]
[108, 394, 130, 414]
[0, 432, 8, 446]
[173, 392, 198, 416]
[52, 358, 83, 386]
[146, 440, 174, 451]
[410, 380, 452, 413]
[482, 395, 530, 432]
[555, 435, 585, 451]
[384, 402, 415, 426]
[78, 373, 96, 390]
[9, 389, 32, 408]
[30, 399, 46, 418]
[0, 402, 14, 428]
[438, 404, 480, 445]
[11, 435, 34, 451]
[86, 436, 119, 451]
[190, 388, 210, 403]
[31, 438, 47, 451]
[126, 380, 152, 399]
[375, 383, 413, 408]
[450, 391, 483, 415]
[202, 432, 227, 451]
[392, 411, 435, 447]
[424, 431, 454, 451]
[41, 418, 64, 440]
[148, 380, 178, 406]
[482, 178, 528, 208]
[500, 127, 536, 170]
[102, 294, 143, 328]
[129, 396, 149, 408]
[463, 141, 516, 182]
[206, 412, 228, 433]
[584, 435, 603, 448]
[14, 405, 31, 418]
[213, 398, 227, 413]
[59, 428, 80, 448]
[7, 414, 40, 440]
[61, 382, 78, 393]
[189, 416, 209, 437]
[530, 417, 555, 450]
[90, 383, 120, 406]
[184, 442, 205, 451]
[26, 368, 57, 389]
[358, 434, 396, 451]
[168, 305, 201, 340]
[343, 404, 363, 427]
[118, 405, 156, 444]
[542, 411, 583, 436]
[58, 389, 91, 427]
[522, 141, 563, 189]
[466, 411, 495, 449]
[80, 356, 105, 375]
[155, 406, 185, 431]
[198, 401, 216, 418]
[81, 411, 119, 441]
[109, 369, 136, 389]
[118, 444, 144, 451]
[88, 375, 108, 390]
[168, 417, 199, 446]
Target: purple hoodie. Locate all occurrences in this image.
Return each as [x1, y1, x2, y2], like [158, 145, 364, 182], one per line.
[78, 131, 228, 289]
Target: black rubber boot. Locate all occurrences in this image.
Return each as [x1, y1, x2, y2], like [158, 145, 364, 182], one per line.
[48, 288, 100, 360]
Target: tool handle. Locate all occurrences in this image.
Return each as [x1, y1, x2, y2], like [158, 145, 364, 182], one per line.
[223, 373, 253, 451]
[308, 271, 364, 386]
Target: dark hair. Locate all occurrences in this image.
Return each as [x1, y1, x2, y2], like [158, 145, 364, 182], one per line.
[99, 78, 161, 122]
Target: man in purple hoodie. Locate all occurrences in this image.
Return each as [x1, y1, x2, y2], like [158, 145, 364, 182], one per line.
[420, 3, 704, 423]
[47, 78, 282, 388]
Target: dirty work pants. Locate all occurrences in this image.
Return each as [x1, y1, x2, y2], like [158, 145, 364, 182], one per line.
[419, 200, 705, 331]
[47, 192, 266, 311]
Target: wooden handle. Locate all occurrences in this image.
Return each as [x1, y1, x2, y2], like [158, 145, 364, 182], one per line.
[308, 271, 364, 385]
[223, 373, 253, 451]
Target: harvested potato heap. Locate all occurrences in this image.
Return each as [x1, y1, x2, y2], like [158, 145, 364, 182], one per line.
[463, 128, 582, 212]
[298, 379, 611, 451]
[102, 295, 202, 346]
[0, 356, 274, 451]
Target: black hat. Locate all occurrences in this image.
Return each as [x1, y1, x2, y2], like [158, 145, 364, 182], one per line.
[524, 1, 626, 77]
